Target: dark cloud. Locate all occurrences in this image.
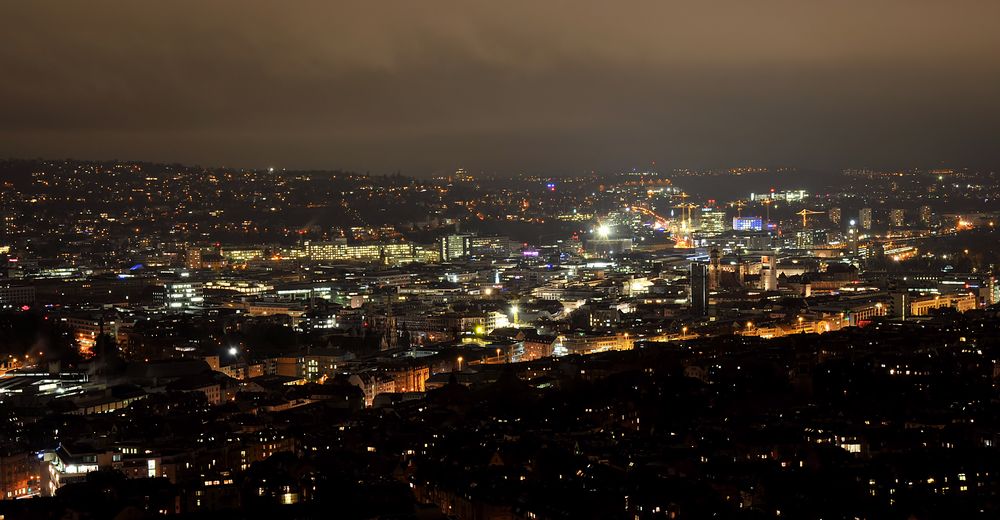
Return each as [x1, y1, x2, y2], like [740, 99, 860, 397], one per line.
[2, 1, 999, 174]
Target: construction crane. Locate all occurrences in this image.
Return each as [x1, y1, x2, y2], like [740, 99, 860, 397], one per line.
[673, 202, 698, 230]
[731, 200, 747, 218]
[762, 198, 774, 222]
[796, 209, 824, 227]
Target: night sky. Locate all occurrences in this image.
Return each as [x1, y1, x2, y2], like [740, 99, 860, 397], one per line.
[3, 1, 1000, 174]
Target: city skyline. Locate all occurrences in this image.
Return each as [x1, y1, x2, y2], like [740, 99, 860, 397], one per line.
[3, 2, 1000, 518]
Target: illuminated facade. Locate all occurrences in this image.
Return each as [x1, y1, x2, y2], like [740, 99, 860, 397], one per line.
[733, 217, 763, 231]
[153, 282, 204, 309]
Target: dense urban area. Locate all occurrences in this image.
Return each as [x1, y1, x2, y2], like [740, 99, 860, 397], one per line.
[1, 159, 999, 519]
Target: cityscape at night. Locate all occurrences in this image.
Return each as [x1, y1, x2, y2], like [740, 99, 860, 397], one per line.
[3, 2, 1000, 519]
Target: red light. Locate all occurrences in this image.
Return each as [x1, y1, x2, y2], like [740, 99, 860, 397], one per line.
[20, 305, 30, 311]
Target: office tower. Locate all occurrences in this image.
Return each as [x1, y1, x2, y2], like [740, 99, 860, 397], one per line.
[465, 235, 513, 257]
[690, 263, 709, 316]
[795, 230, 814, 249]
[828, 207, 842, 225]
[698, 209, 727, 236]
[439, 234, 469, 261]
[859, 208, 873, 230]
[153, 282, 204, 309]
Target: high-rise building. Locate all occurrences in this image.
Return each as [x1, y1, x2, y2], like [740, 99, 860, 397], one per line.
[890, 209, 905, 228]
[185, 248, 203, 270]
[919, 205, 933, 226]
[439, 234, 469, 261]
[698, 209, 727, 236]
[690, 263, 709, 316]
[795, 230, 823, 249]
[828, 207, 842, 225]
[859, 208, 873, 230]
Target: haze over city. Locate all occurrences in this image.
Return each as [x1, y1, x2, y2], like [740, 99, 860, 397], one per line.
[3, 1, 1000, 173]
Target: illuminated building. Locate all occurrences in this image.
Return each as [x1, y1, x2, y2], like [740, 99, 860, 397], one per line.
[859, 207, 873, 230]
[0, 284, 35, 308]
[439, 234, 470, 261]
[0, 451, 38, 499]
[795, 230, 814, 249]
[733, 216, 763, 231]
[244, 301, 307, 326]
[465, 235, 512, 257]
[558, 331, 633, 355]
[890, 208, 905, 228]
[750, 189, 808, 202]
[185, 248, 203, 269]
[907, 294, 977, 316]
[305, 240, 426, 264]
[761, 254, 777, 291]
[202, 280, 273, 295]
[220, 247, 264, 263]
[828, 207, 842, 225]
[153, 282, 204, 309]
[708, 249, 722, 290]
[61, 315, 120, 357]
[697, 208, 727, 236]
[919, 205, 933, 226]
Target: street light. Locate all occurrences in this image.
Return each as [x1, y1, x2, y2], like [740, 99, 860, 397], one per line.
[457, 356, 463, 371]
[681, 326, 688, 339]
[496, 348, 502, 363]
[798, 316, 804, 333]
[228, 346, 238, 356]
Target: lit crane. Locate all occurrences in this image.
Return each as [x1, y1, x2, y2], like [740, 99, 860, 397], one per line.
[674, 202, 698, 230]
[731, 200, 747, 218]
[683, 203, 699, 226]
[796, 209, 824, 227]
[762, 198, 774, 222]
